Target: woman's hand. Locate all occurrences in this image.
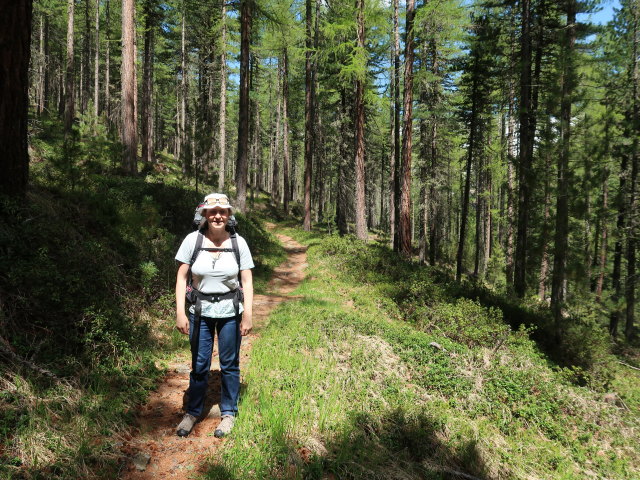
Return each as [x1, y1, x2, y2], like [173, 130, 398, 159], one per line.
[176, 311, 190, 335]
[240, 313, 252, 336]
[239, 269, 253, 336]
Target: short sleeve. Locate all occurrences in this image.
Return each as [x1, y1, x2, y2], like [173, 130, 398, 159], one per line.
[175, 231, 198, 264]
[237, 235, 255, 270]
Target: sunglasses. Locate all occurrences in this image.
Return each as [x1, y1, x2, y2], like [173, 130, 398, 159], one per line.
[203, 196, 230, 207]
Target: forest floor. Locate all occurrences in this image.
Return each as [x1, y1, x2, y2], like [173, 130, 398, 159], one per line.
[118, 225, 307, 479]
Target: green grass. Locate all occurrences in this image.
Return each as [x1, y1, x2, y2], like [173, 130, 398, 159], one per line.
[204, 228, 640, 480]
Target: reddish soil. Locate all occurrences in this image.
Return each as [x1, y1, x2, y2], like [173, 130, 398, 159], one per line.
[119, 227, 307, 479]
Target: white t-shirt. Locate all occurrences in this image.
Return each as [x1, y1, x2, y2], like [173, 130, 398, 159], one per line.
[175, 231, 254, 318]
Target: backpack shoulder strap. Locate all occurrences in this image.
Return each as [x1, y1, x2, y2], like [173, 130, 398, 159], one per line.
[190, 231, 205, 266]
[230, 232, 242, 287]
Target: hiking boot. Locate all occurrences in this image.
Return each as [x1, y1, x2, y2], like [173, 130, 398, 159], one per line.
[214, 415, 235, 438]
[176, 413, 197, 437]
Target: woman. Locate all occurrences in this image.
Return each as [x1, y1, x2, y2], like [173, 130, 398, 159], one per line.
[174, 193, 254, 438]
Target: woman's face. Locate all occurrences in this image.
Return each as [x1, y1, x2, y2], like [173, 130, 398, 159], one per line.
[203, 207, 230, 230]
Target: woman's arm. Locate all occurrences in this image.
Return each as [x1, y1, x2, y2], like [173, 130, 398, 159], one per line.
[175, 262, 190, 335]
[239, 269, 253, 336]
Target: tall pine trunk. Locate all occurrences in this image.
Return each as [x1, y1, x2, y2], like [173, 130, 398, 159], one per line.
[626, 1, 639, 339]
[398, 0, 416, 257]
[0, 0, 32, 197]
[303, 0, 313, 230]
[514, 0, 533, 297]
[121, 0, 137, 174]
[282, 49, 291, 214]
[64, 0, 75, 137]
[235, 0, 251, 211]
[218, 2, 227, 191]
[550, 0, 576, 338]
[141, 0, 155, 165]
[354, 0, 367, 241]
[391, 0, 401, 250]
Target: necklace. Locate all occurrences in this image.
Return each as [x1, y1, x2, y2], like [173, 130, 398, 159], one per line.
[207, 237, 225, 270]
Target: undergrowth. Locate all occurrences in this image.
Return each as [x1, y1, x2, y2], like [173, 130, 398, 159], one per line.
[0, 115, 285, 479]
[205, 229, 639, 480]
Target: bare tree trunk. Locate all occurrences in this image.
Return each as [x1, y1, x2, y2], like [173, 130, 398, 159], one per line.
[456, 73, 478, 281]
[538, 149, 552, 301]
[551, 0, 576, 339]
[81, 0, 90, 114]
[354, 0, 367, 241]
[93, 0, 100, 118]
[514, 0, 533, 297]
[398, 0, 416, 257]
[272, 85, 281, 204]
[303, 0, 313, 230]
[121, 0, 138, 173]
[64, 0, 75, 137]
[141, 0, 155, 164]
[180, 10, 188, 176]
[596, 165, 609, 302]
[626, 1, 639, 339]
[391, 0, 400, 250]
[505, 90, 516, 287]
[104, 0, 110, 122]
[235, 0, 251, 211]
[218, 2, 227, 191]
[0, 0, 32, 197]
[282, 48, 291, 214]
[37, 14, 45, 116]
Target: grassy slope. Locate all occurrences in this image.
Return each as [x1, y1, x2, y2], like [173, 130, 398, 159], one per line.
[0, 116, 286, 479]
[206, 226, 639, 480]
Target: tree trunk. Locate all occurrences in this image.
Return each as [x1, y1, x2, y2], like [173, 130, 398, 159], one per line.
[64, 0, 75, 137]
[141, 0, 155, 165]
[0, 0, 32, 197]
[82, 0, 90, 114]
[121, 0, 137, 173]
[235, 0, 251, 211]
[104, 0, 110, 122]
[303, 0, 313, 230]
[354, 0, 367, 241]
[282, 48, 291, 214]
[391, 0, 401, 250]
[93, 0, 100, 117]
[550, 0, 576, 339]
[398, 0, 416, 257]
[456, 73, 478, 281]
[596, 163, 609, 302]
[272, 85, 281, 204]
[514, 0, 533, 297]
[505, 82, 516, 286]
[538, 147, 552, 301]
[626, 1, 639, 339]
[218, 2, 227, 191]
[180, 10, 189, 176]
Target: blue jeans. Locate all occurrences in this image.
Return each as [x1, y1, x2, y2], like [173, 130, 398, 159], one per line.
[188, 313, 242, 418]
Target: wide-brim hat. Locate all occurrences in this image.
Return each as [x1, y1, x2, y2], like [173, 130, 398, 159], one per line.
[196, 193, 234, 214]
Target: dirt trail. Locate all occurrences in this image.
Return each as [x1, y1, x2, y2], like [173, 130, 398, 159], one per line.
[119, 226, 307, 479]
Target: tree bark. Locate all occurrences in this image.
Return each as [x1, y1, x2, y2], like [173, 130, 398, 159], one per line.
[64, 0, 75, 137]
[626, 1, 639, 339]
[391, 0, 401, 250]
[104, 0, 110, 121]
[235, 0, 251, 211]
[303, 0, 313, 230]
[0, 0, 32, 197]
[218, 1, 227, 191]
[398, 0, 416, 257]
[354, 0, 367, 241]
[121, 0, 137, 174]
[282, 48, 291, 214]
[550, 0, 576, 338]
[93, 0, 100, 117]
[141, 0, 156, 164]
[514, 0, 533, 297]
